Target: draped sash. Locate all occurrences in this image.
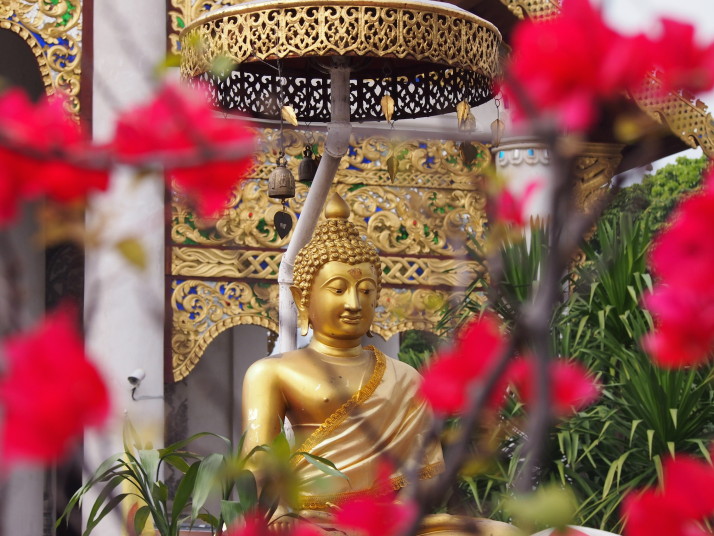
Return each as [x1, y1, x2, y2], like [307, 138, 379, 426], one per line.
[291, 346, 444, 509]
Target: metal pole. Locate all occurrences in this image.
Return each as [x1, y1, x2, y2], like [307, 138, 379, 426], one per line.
[277, 60, 352, 352]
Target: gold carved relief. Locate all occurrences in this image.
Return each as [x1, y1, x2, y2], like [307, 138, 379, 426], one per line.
[170, 129, 490, 380]
[572, 143, 625, 213]
[1, 0, 83, 113]
[172, 279, 279, 381]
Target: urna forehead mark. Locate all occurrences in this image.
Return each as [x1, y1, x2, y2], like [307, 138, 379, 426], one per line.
[348, 267, 363, 279]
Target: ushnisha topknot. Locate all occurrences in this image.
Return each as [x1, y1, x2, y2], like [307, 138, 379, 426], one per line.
[292, 192, 382, 309]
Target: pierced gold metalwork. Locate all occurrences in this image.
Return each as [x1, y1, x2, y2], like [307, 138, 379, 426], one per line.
[181, 0, 500, 79]
[1, 0, 83, 114]
[498, 0, 559, 20]
[632, 75, 714, 158]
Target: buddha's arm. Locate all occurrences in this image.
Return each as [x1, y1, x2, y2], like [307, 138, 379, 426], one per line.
[241, 359, 286, 456]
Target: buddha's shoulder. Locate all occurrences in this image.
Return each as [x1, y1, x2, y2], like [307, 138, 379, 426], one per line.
[244, 349, 312, 378]
[379, 351, 423, 380]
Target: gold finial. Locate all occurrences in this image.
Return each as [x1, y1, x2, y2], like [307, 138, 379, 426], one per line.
[325, 192, 350, 220]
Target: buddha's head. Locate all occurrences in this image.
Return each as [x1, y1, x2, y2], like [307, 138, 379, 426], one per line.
[291, 193, 382, 343]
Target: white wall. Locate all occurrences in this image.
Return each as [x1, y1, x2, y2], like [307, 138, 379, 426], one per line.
[83, 0, 167, 532]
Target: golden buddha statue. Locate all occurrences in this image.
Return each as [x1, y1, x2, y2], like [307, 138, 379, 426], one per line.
[241, 193, 518, 536]
[241, 192, 444, 512]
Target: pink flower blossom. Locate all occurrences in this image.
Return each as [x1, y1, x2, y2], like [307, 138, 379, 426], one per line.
[623, 455, 714, 536]
[334, 461, 417, 536]
[0, 90, 108, 225]
[0, 307, 110, 465]
[508, 357, 600, 417]
[419, 315, 506, 415]
[653, 19, 714, 93]
[504, 0, 651, 130]
[113, 82, 255, 218]
[492, 180, 541, 227]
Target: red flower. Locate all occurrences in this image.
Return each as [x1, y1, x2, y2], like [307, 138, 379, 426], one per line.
[419, 315, 506, 415]
[653, 19, 714, 94]
[113, 82, 255, 218]
[622, 455, 714, 536]
[334, 495, 417, 536]
[0, 307, 110, 465]
[643, 174, 714, 368]
[419, 352, 470, 414]
[0, 89, 108, 220]
[641, 286, 714, 368]
[492, 180, 541, 227]
[649, 187, 714, 294]
[504, 0, 651, 130]
[508, 357, 599, 417]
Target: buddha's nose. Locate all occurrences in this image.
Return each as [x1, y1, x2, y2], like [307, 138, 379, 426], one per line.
[345, 287, 362, 312]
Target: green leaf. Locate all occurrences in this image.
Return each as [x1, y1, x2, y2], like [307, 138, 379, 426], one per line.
[152, 481, 168, 504]
[220, 500, 246, 528]
[134, 505, 151, 536]
[271, 432, 291, 461]
[647, 429, 655, 459]
[191, 453, 224, 518]
[139, 450, 161, 484]
[295, 452, 347, 479]
[669, 408, 678, 428]
[172, 461, 200, 526]
[84, 494, 130, 536]
[235, 470, 258, 511]
[629, 420, 642, 446]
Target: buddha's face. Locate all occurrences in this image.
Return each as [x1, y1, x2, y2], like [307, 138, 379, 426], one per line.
[307, 261, 378, 345]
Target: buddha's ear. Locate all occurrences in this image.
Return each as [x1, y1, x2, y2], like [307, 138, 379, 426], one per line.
[289, 285, 304, 311]
[290, 286, 310, 336]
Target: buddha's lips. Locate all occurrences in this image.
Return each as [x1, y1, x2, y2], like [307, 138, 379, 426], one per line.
[340, 315, 362, 323]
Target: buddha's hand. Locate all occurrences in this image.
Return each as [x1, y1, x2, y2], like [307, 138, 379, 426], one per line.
[268, 504, 297, 532]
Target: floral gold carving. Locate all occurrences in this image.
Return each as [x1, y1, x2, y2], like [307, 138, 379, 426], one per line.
[1, 0, 83, 114]
[171, 279, 278, 381]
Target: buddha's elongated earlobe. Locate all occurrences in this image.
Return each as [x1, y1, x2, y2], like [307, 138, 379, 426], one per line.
[290, 285, 310, 336]
[298, 312, 310, 337]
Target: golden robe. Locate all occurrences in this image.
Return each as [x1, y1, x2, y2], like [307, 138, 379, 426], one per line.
[290, 346, 444, 510]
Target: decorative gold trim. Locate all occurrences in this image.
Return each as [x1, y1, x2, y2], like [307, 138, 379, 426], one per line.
[1, 0, 83, 114]
[297, 461, 445, 510]
[498, 0, 559, 20]
[290, 345, 387, 467]
[632, 75, 714, 158]
[180, 0, 501, 80]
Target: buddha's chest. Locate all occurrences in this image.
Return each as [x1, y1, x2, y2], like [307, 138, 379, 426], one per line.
[280, 362, 373, 425]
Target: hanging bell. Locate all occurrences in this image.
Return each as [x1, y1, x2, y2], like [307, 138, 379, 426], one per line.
[268, 156, 295, 199]
[491, 118, 506, 147]
[298, 145, 319, 183]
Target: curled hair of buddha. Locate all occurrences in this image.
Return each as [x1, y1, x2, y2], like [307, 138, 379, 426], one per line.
[293, 193, 382, 309]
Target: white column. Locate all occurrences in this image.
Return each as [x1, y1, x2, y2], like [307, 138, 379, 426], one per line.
[492, 137, 553, 219]
[83, 0, 166, 532]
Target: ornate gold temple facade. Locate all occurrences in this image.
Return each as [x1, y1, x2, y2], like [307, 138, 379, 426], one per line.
[169, 129, 488, 380]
